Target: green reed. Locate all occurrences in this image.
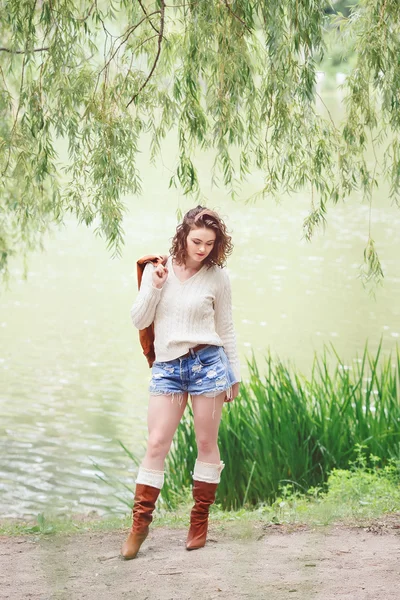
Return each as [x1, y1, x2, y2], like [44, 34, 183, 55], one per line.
[162, 341, 400, 510]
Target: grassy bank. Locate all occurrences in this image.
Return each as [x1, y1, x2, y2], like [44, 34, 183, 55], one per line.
[1, 448, 399, 537]
[161, 342, 400, 510]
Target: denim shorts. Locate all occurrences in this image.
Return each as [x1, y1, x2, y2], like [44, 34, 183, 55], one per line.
[149, 345, 237, 415]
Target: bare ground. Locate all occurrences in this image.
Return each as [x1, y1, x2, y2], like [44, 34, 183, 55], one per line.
[1, 517, 399, 600]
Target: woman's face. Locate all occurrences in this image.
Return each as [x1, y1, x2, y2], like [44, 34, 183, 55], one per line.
[186, 226, 216, 264]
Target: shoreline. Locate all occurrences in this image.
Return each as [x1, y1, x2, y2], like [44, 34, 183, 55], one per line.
[1, 504, 399, 538]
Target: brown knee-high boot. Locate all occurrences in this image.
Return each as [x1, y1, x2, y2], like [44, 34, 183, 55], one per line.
[121, 467, 164, 560]
[186, 460, 224, 551]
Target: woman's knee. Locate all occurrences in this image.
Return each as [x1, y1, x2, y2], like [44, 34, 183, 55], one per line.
[196, 436, 218, 456]
[146, 433, 171, 459]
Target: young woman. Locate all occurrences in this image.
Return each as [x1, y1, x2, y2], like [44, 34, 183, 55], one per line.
[121, 205, 241, 559]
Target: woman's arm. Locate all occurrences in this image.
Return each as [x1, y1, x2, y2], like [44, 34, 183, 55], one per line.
[130, 262, 163, 330]
[214, 268, 241, 383]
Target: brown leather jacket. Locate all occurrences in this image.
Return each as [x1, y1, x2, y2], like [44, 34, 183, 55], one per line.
[136, 254, 168, 367]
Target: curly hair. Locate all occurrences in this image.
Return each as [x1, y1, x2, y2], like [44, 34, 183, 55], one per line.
[170, 205, 233, 268]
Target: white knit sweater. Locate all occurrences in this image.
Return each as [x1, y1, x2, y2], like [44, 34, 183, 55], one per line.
[130, 256, 241, 382]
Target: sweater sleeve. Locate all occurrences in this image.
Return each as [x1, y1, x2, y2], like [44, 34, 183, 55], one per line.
[214, 268, 241, 382]
[130, 262, 163, 330]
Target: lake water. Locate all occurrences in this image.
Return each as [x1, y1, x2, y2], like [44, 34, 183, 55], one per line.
[1, 92, 400, 518]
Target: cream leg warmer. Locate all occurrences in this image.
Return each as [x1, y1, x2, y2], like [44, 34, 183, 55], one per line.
[135, 466, 165, 489]
[193, 459, 225, 484]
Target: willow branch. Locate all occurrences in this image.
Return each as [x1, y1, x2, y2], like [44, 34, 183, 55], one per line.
[98, 11, 161, 78]
[2, 54, 27, 176]
[0, 46, 49, 54]
[379, 0, 388, 26]
[223, 0, 252, 34]
[138, 0, 160, 33]
[132, 34, 160, 55]
[126, 1, 166, 108]
[75, 1, 96, 22]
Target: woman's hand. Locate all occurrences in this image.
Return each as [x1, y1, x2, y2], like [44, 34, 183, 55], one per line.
[225, 382, 240, 402]
[152, 264, 169, 289]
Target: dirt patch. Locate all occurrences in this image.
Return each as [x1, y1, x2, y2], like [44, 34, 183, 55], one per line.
[0, 519, 399, 600]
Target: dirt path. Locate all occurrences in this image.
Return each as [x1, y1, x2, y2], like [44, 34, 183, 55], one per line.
[1, 519, 399, 600]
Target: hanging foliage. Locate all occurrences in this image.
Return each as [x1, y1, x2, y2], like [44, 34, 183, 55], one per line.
[0, 1, 398, 283]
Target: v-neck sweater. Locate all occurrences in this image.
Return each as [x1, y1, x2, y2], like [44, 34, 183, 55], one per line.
[130, 256, 241, 382]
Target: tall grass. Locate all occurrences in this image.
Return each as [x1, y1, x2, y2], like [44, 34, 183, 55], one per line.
[162, 341, 400, 510]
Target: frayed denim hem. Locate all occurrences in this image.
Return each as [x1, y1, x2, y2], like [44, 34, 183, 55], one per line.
[190, 384, 233, 419]
[149, 386, 232, 419]
[149, 391, 186, 407]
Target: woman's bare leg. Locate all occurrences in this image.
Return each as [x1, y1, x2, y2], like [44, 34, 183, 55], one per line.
[141, 393, 188, 471]
[191, 392, 225, 464]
